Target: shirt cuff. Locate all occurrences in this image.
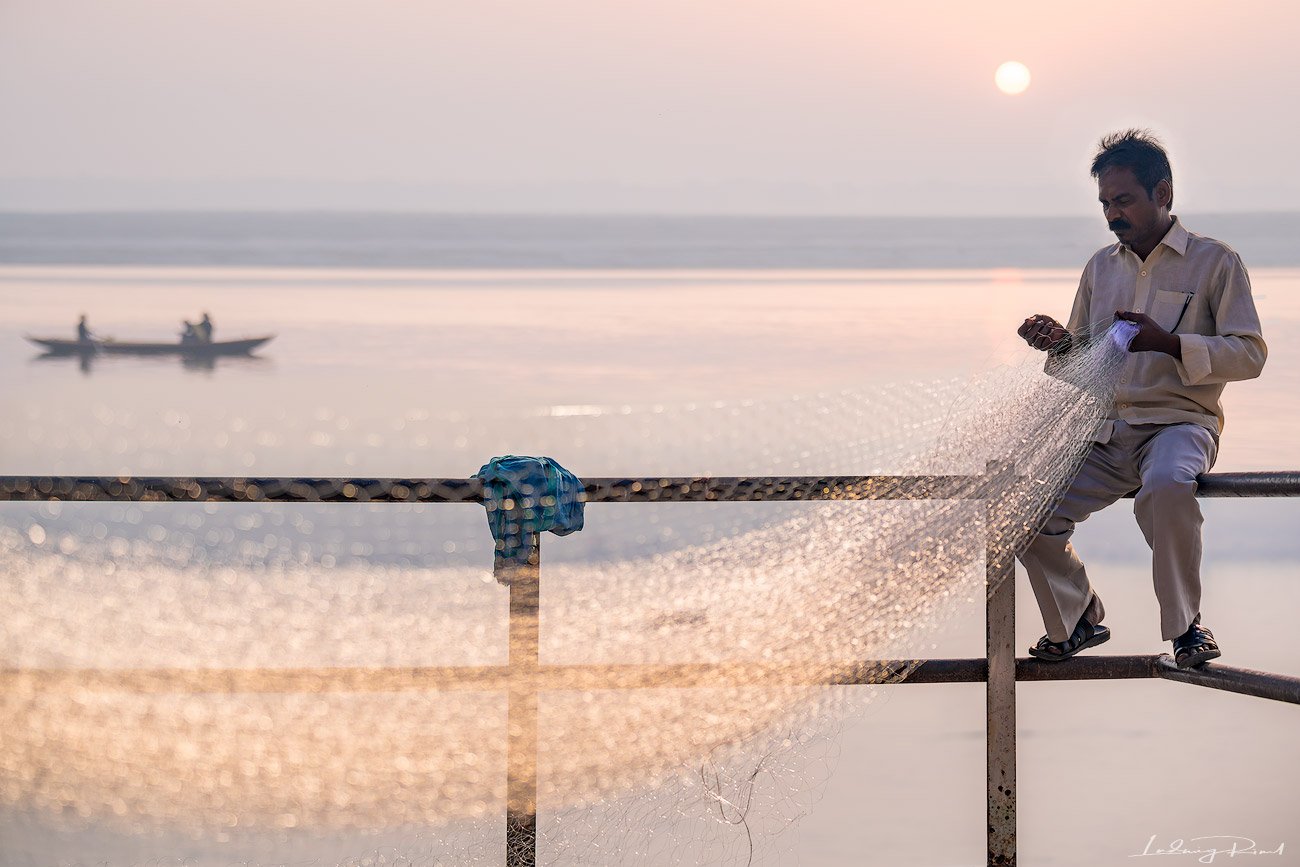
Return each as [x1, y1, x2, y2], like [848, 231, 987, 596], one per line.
[1175, 333, 1212, 385]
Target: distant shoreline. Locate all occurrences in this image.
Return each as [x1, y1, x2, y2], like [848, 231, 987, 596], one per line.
[3, 211, 1299, 269]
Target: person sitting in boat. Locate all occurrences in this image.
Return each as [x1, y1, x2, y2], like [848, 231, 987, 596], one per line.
[197, 312, 214, 343]
[180, 320, 199, 345]
[76, 314, 96, 344]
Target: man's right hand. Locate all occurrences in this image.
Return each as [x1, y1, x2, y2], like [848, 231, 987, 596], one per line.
[1018, 314, 1071, 354]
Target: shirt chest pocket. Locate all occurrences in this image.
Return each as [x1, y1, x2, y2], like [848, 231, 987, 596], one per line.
[1152, 288, 1195, 332]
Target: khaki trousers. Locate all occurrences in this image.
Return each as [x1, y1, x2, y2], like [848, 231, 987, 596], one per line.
[1017, 420, 1218, 643]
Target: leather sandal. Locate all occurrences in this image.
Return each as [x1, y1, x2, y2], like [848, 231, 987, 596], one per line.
[1028, 614, 1110, 662]
[1172, 613, 1221, 669]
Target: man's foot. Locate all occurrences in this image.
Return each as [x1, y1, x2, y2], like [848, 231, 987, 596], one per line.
[1172, 613, 1221, 669]
[1028, 614, 1111, 662]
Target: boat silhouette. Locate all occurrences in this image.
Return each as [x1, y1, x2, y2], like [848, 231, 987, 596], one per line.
[25, 335, 274, 357]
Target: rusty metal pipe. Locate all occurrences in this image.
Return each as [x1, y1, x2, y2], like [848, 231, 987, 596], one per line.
[1154, 655, 1300, 704]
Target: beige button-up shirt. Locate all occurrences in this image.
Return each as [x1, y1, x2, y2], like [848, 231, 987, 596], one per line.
[1063, 215, 1267, 442]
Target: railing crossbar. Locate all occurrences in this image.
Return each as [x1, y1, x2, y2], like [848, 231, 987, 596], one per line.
[5, 472, 1297, 505]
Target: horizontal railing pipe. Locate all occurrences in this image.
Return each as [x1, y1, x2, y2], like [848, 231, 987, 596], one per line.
[1016, 653, 1163, 681]
[0, 475, 978, 503]
[1154, 656, 1300, 704]
[3, 472, 1298, 503]
[1194, 471, 1300, 497]
[3, 654, 1241, 694]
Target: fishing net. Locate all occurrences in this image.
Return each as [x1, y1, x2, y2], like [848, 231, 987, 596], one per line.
[0, 321, 1136, 865]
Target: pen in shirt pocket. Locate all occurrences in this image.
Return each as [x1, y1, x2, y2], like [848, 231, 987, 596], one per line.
[1170, 292, 1194, 332]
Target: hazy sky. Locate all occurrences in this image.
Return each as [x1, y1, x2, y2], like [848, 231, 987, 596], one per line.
[3, 0, 1298, 214]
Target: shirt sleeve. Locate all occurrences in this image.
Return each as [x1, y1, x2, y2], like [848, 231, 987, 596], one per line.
[1064, 263, 1092, 335]
[1174, 251, 1267, 386]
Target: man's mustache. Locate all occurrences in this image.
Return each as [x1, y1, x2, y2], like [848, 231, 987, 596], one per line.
[1109, 219, 1131, 232]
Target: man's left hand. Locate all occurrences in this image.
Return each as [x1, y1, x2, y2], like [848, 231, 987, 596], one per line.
[1115, 310, 1181, 358]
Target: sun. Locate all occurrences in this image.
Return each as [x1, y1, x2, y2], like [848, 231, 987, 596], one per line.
[994, 61, 1031, 96]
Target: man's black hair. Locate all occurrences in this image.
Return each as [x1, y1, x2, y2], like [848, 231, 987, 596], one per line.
[1091, 129, 1173, 207]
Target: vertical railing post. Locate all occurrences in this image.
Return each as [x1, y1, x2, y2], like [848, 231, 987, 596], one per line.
[985, 461, 1016, 866]
[502, 534, 540, 867]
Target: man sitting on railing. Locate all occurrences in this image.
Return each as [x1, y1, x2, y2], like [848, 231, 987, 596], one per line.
[1016, 130, 1267, 669]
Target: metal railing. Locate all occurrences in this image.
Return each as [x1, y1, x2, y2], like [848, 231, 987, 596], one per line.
[3, 469, 1299, 867]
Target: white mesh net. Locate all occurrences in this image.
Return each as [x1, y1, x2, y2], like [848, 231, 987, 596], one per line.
[1, 321, 1137, 865]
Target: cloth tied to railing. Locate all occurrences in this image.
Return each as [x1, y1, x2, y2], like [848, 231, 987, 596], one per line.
[474, 455, 585, 576]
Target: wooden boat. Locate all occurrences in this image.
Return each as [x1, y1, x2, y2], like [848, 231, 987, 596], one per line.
[25, 335, 274, 356]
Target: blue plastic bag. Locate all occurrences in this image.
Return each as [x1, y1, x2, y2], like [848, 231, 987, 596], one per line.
[475, 455, 585, 570]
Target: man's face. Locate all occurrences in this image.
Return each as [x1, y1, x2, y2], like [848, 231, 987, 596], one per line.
[1097, 165, 1169, 248]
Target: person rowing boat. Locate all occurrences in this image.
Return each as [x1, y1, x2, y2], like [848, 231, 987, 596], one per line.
[76, 314, 97, 344]
[180, 313, 214, 344]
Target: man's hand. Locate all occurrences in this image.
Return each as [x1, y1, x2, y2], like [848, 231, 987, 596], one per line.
[1018, 314, 1072, 354]
[1114, 310, 1181, 357]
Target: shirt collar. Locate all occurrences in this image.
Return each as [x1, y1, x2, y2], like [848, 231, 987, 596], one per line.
[1107, 215, 1188, 258]
[1161, 215, 1189, 255]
